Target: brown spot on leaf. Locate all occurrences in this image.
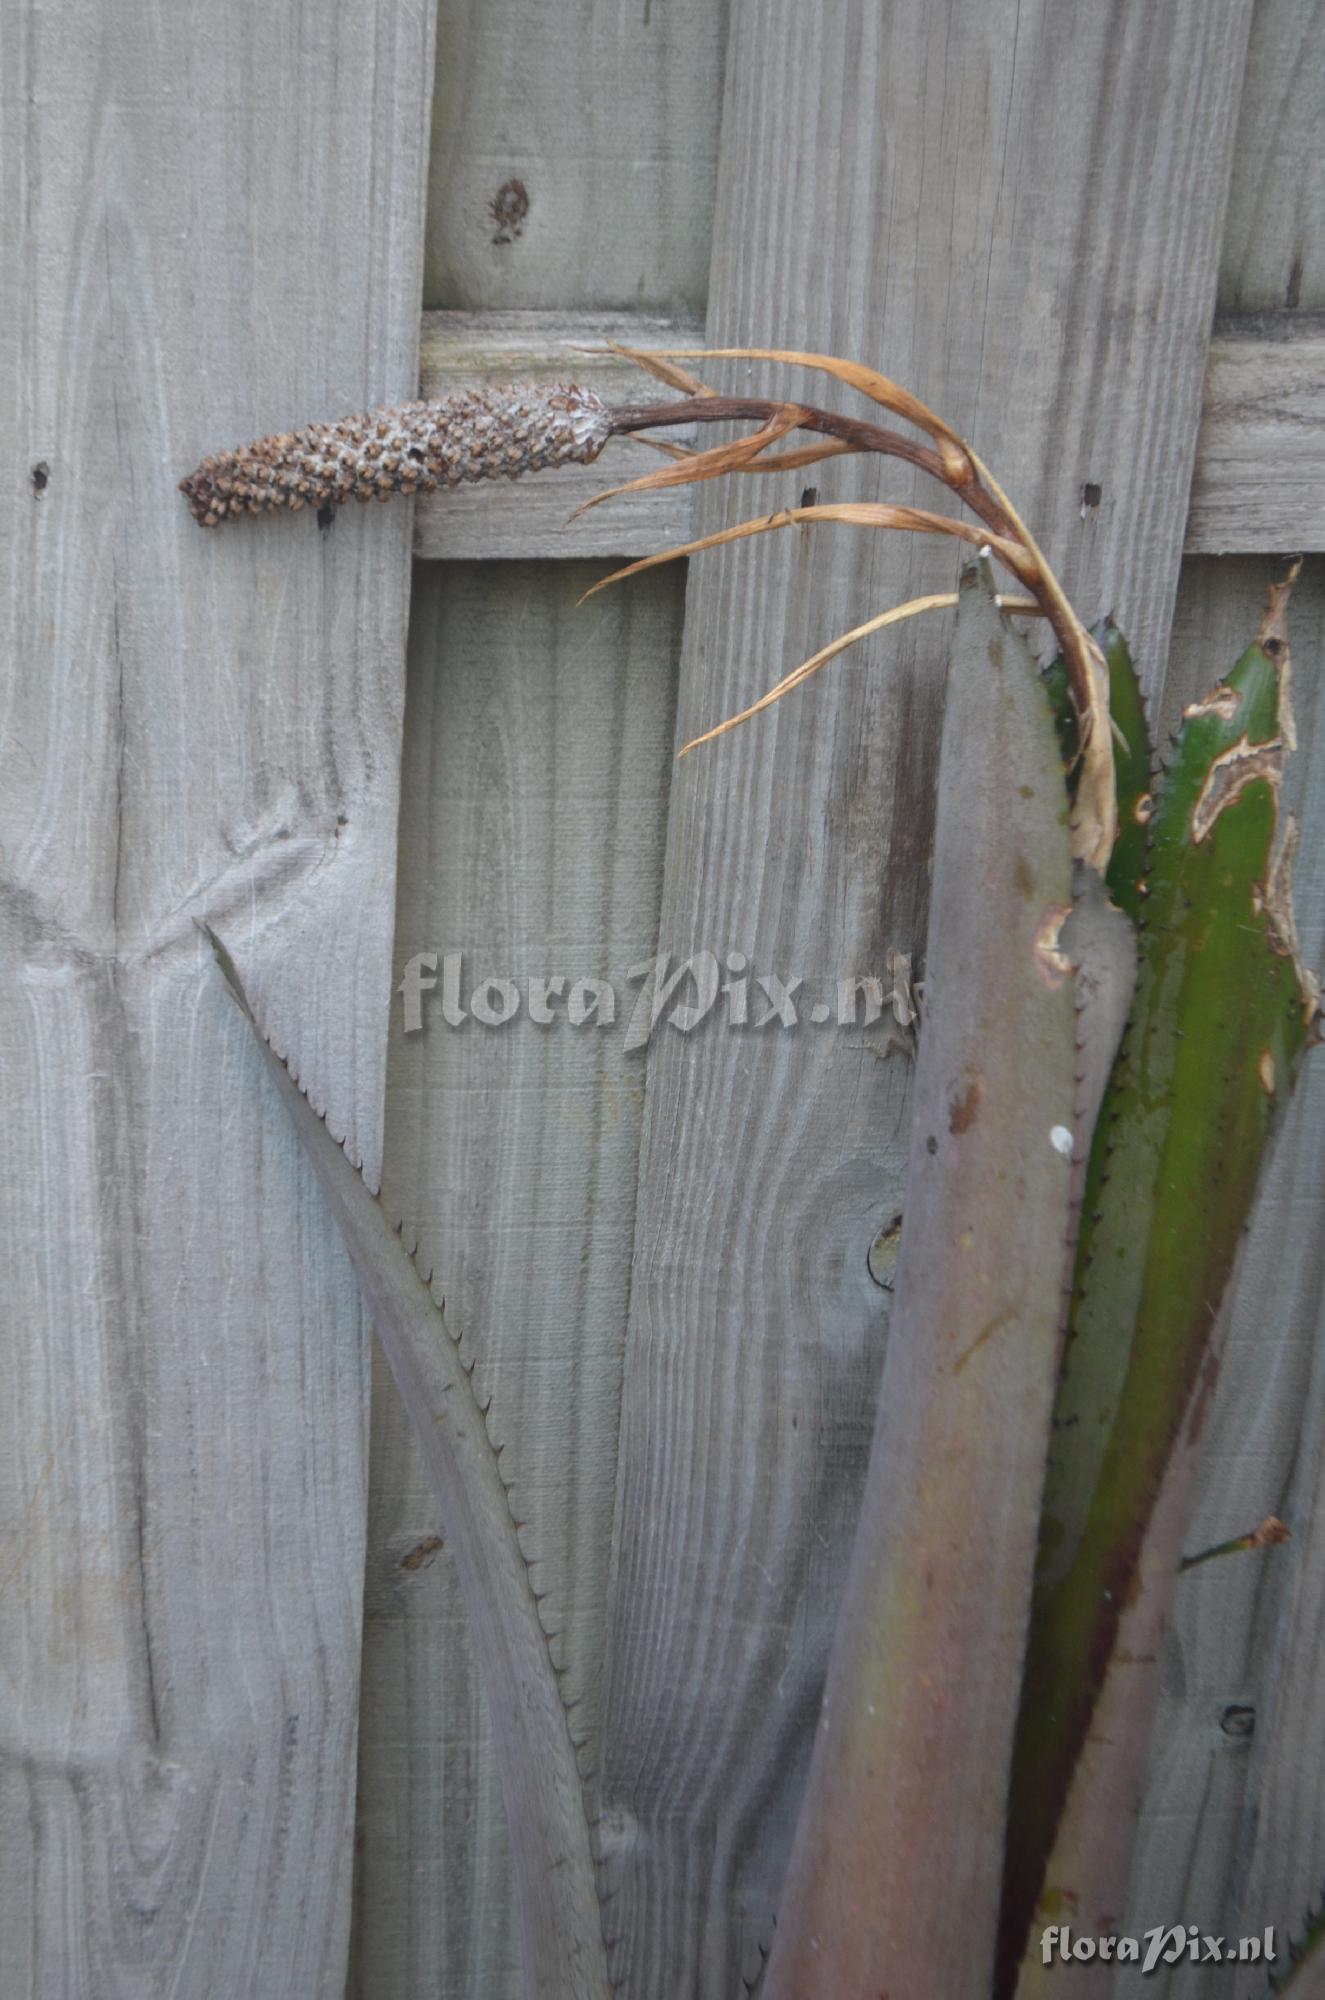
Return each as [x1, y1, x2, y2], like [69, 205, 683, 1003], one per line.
[1258, 557, 1299, 660]
[1264, 817, 1320, 1024]
[1033, 903, 1074, 988]
[1182, 685, 1240, 724]
[954, 1310, 1013, 1375]
[1189, 736, 1283, 844]
[1013, 851, 1034, 900]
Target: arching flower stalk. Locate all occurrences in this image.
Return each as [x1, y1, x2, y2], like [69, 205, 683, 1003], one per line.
[181, 348, 1116, 870]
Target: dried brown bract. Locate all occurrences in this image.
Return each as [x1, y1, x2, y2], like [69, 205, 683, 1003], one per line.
[597, 344, 1116, 871]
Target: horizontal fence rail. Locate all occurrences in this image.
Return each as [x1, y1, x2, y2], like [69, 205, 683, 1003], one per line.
[409, 307, 1325, 561]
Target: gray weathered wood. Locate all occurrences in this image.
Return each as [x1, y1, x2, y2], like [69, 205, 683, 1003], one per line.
[347, 565, 684, 1999]
[1236, 841, 1325, 1944]
[0, 3, 435, 1994]
[352, 8, 726, 1992]
[424, 0, 727, 313]
[595, 5, 1251, 1993]
[1186, 312, 1325, 553]
[1218, 0, 1325, 315]
[415, 310, 703, 559]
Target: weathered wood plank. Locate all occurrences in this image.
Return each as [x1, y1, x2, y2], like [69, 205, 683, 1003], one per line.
[346, 564, 684, 2000]
[415, 309, 703, 559]
[1235, 709, 1325, 1930]
[1218, 0, 1325, 315]
[1186, 312, 1325, 553]
[424, 0, 727, 313]
[595, 5, 1251, 1993]
[0, 3, 435, 1994]
[1117, 556, 1325, 1997]
[352, 7, 726, 1992]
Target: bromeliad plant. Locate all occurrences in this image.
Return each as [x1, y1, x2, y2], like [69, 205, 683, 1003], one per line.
[187, 350, 1319, 1999]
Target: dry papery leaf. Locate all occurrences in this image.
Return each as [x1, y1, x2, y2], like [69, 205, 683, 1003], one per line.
[595, 345, 1116, 872]
[572, 402, 811, 516]
[679, 593, 1045, 756]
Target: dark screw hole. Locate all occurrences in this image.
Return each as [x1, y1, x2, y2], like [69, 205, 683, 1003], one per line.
[1220, 1703, 1255, 1740]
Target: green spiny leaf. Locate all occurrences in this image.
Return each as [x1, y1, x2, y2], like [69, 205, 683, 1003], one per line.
[998, 586, 1317, 1989]
[1097, 622, 1153, 921]
[1042, 621, 1153, 917]
[1256, 1881, 1325, 1996]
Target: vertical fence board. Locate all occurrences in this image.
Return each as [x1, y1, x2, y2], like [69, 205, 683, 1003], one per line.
[348, 566, 683, 2000]
[1217, 0, 1325, 315]
[1224, 15, 1325, 1928]
[424, 0, 727, 312]
[0, 3, 435, 1994]
[1235, 596, 1325, 1919]
[350, 4, 728, 1993]
[595, 5, 1252, 1993]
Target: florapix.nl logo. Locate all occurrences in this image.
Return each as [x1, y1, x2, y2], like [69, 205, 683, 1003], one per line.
[397, 949, 918, 1053]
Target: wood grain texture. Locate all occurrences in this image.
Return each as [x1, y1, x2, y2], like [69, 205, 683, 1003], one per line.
[1116, 556, 1325, 1999]
[595, 5, 1251, 1994]
[1236, 895, 1325, 1944]
[353, 8, 722, 1989]
[414, 309, 703, 559]
[1218, 0, 1325, 314]
[0, 3, 435, 1994]
[347, 565, 683, 2000]
[1186, 312, 1325, 552]
[425, 0, 728, 313]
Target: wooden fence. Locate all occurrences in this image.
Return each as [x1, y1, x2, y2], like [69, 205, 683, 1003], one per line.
[3, 2, 1322, 1996]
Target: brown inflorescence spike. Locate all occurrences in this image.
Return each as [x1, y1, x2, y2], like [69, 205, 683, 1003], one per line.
[179, 383, 613, 526]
